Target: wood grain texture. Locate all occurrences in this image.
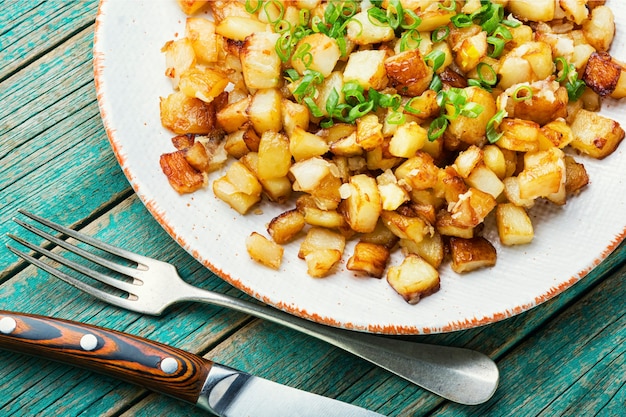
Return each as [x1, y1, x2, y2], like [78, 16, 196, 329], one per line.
[1, 0, 625, 416]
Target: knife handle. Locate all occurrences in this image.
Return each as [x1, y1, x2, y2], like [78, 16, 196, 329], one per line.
[0, 310, 211, 405]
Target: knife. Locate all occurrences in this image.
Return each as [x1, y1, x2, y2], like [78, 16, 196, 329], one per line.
[0, 310, 384, 416]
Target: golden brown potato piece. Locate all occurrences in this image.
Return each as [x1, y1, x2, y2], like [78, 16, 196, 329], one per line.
[177, 0, 209, 15]
[346, 242, 391, 278]
[582, 52, 623, 97]
[160, 151, 207, 194]
[570, 109, 625, 159]
[564, 156, 589, 195]
[449, 236, 497, 273]
[384, 49, 433, 97]
[246, 232, 284, 270]
[386, 254, 440, 304]
[267, 209, 306, 245]
[160, 91, 219, 135]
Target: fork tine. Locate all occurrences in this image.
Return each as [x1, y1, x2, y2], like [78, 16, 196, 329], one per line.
[7, 234, 139, 295]
[17, 209, 151, 266]
[13, 217, 142, 280]
[6, 244, 138, 311]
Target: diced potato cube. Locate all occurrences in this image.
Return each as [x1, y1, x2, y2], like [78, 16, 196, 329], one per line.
[355, 113, 384, 151]
[240, 152, 292, 203]
[582, 5, 615, 52]
[179, 67, 229, 103]
[496, 203, 534, 246]
[246, 232, 284, 270]
[225, 161, 262, 196]
[343, 50, 388, 91]
[399, 231, 444, 269]
[346, 10, 395, 45]
[212, 175, 260, 214]
[185, 18, 218, 63]
[268, 209, 306, 244]
[569, 109, 625, 159]
[386, 254, 440, 304]
[240, 31, 282, 89]
[216, 96, 250, 133]
[162, 38, 196, 90]
[482, 145, 507, 179]
[454, 145, 483, 178]
[517, 148, 565, 200]
[257, 131, 291, 180]
[299, 227, 345, 277]
[449, 237, 497, 273]
[302, 207, 346, 229]
[290, 157, 333, 192]
[466, 164, 504, 199]
[359, 219, 399, 249]
[289, 126, 330, 161]
[448, 188, 497, 228]
[446, 87, 496, 147]
[582, 52, 623, 98]
[497, 118, 541, 153]
[454, 31, 487, 73]
[160, 91, 217, 134]
[342, 174, 382, 233]
[508, 0, 555, 22]
[559, 0, 589, 25]
[564, 155, 589, 195]
[160, 151, 207, 194]
[346, 242, 390, 278]
[281, 99, 310, 137]
[384, 49, 433, 97]
[503, 177, 535, 209]
[248, 88, 282, 134]
[435, 210, 475, 238]
[380, 210, 431, 244]
[177, 0, 209, 15]
[395, 152, 440, 191]
[291, 33, 341, 77]
[377, 170, 410, 211]
[216, 16, 270, 41]
[388, 121, 427, 158]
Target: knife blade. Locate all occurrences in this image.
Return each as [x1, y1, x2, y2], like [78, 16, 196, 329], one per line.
[0, 310, 384, 416]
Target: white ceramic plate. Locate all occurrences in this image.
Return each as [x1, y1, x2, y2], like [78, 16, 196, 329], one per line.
[94, 0, 626, 334]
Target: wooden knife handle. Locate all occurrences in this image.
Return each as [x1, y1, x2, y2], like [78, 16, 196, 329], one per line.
[0, 310, 212, 405]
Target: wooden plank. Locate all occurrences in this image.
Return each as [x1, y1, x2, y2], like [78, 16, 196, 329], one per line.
[430, 262, 625, 417]
[0, 0, 97, 80]
[0, 196, 256, 416]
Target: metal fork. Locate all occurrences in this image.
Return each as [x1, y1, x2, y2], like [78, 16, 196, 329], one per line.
[7, 210, 499, 405]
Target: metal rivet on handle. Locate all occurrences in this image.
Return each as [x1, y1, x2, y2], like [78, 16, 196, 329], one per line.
[80, 333, 99, 351]
[0, 317, 17, 334]
[160, 357, 178, 374]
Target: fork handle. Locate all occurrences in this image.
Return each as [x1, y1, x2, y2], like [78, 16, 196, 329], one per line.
[0, 310, 210, 405]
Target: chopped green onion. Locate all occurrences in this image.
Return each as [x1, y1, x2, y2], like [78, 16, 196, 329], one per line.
[349, 101, 375, 120]
[404, 97, 423, 115]
[263, 0, 285, 24]
[245, 0, 262, 14]
[431, 25, 450, 42]
[386, 110, 406, 125]
[425, 50, 446, 72]
[400, 29, 421, 51]
[303, 97, 324, 118]
[501, 18, 521, 28]
[486, 109, 507, 143]
[428, 116, 448, 141]
[477, 62, 497, 86]
[555, 57, 569, 82]
[438, 0, 456, 12]
[492, 24, 513, 40]
[460, 102, 484, 118]
[283, 68, 300, 83]
[451, 13, 472, 28]
[566, 78, 586, 101]
[487, 36, 506, 58]
[429, 74, 443, 92]
[480, 3, 503, 34]
[512, 85, 533, 102]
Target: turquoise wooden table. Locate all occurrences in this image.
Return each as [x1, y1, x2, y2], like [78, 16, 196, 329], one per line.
[1, 1, 625, 416]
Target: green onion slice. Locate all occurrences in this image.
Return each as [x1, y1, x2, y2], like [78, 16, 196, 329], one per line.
[486, 109, 507, 143]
